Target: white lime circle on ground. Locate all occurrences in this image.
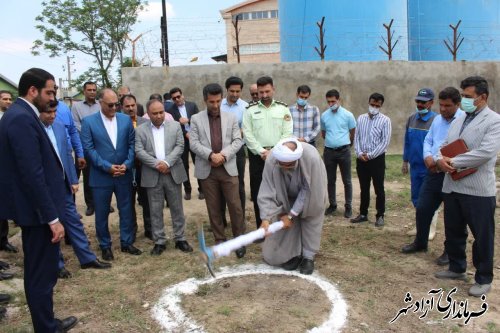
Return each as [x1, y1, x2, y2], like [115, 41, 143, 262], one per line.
[153, 263, 348, 333]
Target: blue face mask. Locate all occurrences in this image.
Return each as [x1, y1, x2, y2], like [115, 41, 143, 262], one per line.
[416, 107, 428, 115]
[329, 103, 339, 112]
[297, 98, 307, 107]
[461, 97, 477, 113]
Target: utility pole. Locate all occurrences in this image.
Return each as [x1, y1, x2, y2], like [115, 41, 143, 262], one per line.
[314, 16, 327, 61]
[379, 19, 399, 60]
[66, 55, 73, 84]
[160, 0, 169, 66]
[232, 16, 241, 63]
[126, 33, 143, 67]
[444, 20, 464, 61]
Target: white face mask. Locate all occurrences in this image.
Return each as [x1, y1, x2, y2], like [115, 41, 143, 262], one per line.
[368, 105, 380, 115]
[329, 103, 339, 112]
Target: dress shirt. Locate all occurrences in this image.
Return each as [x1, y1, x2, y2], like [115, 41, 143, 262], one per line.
[354, 112, 392, 160]
[178, 104, 190, 132]
[290, 103, 321, 143]
[0, 111, 4, 120]
[151, 122, 169, 166]
[100, 112, 117, 149]
[320, 105, 356, 148]
[423, 110, 465, 162]
[208, 113, 223, 153]
[221, 98, 248, 128]
[72, 100, 100, 132]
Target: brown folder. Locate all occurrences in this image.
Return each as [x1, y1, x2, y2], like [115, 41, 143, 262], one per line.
[440, 139, 477, 180]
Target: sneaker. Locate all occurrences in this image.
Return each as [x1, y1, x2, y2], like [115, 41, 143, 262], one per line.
[468, 283, 491, 297]
[344, 205, 352, 218]
[324, 205, 337, 216]
[375, 216, 384, 227]
[434, 270, 467, 281]
[350, 214, 368, 223]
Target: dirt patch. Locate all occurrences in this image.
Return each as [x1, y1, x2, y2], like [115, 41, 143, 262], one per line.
[182, 274, 331, 333]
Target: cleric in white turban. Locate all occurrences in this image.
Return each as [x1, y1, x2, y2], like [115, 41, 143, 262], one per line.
[258, 138, 328, 274]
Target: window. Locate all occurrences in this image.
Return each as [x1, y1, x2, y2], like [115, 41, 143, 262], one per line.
[232, 10, 278, 21]
[239, 43, 280, 55]
[271, 10, 278, 18]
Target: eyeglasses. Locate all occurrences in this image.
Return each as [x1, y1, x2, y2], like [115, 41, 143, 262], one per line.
[107, 102, 120, 108]
[171, 95, 182, 100]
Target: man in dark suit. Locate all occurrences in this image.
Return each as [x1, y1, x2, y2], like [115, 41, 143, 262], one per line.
[81, 89, 141, 261]
[41, 101, 112, 278]
[166, 87, 203, 200]
[135, 99, 193, 255]
[121, 94, 152, 240]
[0, 68, 77, 332]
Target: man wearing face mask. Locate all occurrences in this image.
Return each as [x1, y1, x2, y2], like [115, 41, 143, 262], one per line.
[402, 89, 438, 210]
[321, 89, 356, 218]
[290, 85, 320, 147]
[352, 93, 392, 226]
[258, 138, 327, 274]
[435, 76, 500, 297]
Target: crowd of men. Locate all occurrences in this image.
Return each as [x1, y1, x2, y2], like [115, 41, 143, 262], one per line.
[0, 69, 499, 331]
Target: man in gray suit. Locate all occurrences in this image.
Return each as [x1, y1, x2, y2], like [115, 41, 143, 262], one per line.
[190, 83, 246, 258]
[135, 99, 193, 255]
[436, 76, 500, 297]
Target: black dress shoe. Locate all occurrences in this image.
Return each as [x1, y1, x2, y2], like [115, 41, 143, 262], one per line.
[344, 205, 352, 218]
[0, 242, 18, 253]
[150, 244, 166, 256]
[198, 192, 205, 200]
[85, 206, 95, 216]
[401, 242, 427, 254]
[102, 248, 114, 261]
[0, 260, 9, 270]
[281, 256, 302, 271]
[121, 244, 142, 255]
[56, 316, 78, 332]
[0, 272, 13, 281]
[175, 240, 193, 253]
[299, 258, 314, 275]
[0, 293, 11, 304]
[350, 214, 368, 223]
[235, 246, 246, 259]
[58, 268, 72, 279]
[184, 192, 191, 200]
[436, 251, 449, 266]
[109, 206, 115, 213]
[324, 205, 337, 216]
[81, 259, 112, 269]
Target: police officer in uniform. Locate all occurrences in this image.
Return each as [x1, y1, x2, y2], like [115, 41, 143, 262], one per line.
[243, 76, 293, 229]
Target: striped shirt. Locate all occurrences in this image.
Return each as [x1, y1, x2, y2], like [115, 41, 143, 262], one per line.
[354, 112, 392, 159]
[290, 103, 320, 143]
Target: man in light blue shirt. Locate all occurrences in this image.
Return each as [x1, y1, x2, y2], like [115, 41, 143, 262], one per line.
[402, 87, 464, 266]
[220, 76, 248, 219]
[320, 89, 356, 218]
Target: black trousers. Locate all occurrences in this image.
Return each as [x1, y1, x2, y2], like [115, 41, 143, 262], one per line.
[221, 146, 246, 219]
[324, 146, 353, 208]
[443, 192, 495, 285]
[131, 164, 151, 239]
[249, 151, 265, 228]
[182, 138, 202, 194]
[75, 160, 94, 209]
[415, 172, 444, 249]
[356, 153, 385, 217]
[0, 219, 9, 246]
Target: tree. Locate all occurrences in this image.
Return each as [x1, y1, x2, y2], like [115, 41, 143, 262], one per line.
[32, 0, 144, 88]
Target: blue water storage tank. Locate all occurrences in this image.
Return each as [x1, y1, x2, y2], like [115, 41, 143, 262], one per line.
[279, 0, 408, 62]
[408, 0, 500, 61]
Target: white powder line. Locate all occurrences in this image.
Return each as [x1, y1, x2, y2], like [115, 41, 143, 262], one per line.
[152, 263, 348, 333]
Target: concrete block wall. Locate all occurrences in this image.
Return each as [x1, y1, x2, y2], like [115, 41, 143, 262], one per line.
[123, 61, 499, 153]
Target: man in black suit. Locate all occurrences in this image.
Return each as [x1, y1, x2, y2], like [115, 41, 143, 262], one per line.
[166, 87, 203, 200]
[0, 68, 77, 332]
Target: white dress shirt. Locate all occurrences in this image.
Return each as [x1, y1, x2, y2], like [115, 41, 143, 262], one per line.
[100, 111, 118, 149]
[151, 122, 169, 166]
[178, 104, 190, 132]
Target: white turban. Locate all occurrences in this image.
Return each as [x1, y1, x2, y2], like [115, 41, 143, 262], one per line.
[272, 138, 303, 162]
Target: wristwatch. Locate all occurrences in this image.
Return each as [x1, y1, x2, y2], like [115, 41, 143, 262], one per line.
[287, 214, 293, 221]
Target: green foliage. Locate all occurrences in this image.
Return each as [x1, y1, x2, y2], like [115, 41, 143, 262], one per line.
[32, 0, 145, 88]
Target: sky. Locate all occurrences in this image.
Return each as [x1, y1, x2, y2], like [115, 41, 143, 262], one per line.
[0, 0, 240, 86]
